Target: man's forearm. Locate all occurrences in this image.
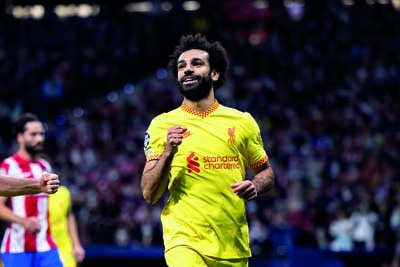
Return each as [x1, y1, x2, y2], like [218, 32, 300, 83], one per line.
[0, 175, 41, 197]
[253, 164, 275, 195]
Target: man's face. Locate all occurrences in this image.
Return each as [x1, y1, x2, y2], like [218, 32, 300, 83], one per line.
[177, 49, 218, 101]
[19, 121, 45, 156]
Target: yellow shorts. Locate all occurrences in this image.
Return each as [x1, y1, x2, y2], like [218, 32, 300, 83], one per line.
[165, 246, 248, 267]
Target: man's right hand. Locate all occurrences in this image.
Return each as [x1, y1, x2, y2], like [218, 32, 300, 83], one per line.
[41, 172, 60, 194]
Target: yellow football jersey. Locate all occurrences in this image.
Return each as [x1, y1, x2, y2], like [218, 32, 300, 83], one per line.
[49, 186, 76, 267]
[144, 101, 268, 259]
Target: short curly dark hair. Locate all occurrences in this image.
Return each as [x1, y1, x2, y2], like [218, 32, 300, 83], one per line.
[168, 33, 230, 91]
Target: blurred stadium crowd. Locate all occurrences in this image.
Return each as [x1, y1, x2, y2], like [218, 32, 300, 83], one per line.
[0, 0, 399, 261]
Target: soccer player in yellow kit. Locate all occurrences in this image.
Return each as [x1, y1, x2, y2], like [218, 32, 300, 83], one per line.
[141, 33, 275, 267]
[49, 185, 85, 267]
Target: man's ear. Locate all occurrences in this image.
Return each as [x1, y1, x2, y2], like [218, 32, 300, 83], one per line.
[211, 70, 219, 81]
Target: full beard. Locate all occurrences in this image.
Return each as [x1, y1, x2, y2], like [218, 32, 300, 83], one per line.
[25, 144, 43, 157]
[178, 73, 213, 102]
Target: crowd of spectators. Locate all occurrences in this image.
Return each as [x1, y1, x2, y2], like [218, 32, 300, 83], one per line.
[0, 0, 399, 263]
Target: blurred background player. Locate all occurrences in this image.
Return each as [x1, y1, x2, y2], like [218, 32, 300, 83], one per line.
[0, 113, 63, 267]
[49, 185, 86, 267]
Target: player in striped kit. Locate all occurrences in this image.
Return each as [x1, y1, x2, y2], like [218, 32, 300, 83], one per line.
[0, 113, 63, 267]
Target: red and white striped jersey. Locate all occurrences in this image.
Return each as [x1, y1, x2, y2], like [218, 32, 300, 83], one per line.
[0, 153, 57, 253]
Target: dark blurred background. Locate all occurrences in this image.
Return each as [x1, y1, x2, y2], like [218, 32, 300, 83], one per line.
[0, 0, 399, 266]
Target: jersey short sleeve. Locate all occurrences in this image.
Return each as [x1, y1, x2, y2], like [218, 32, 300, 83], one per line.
[143, 113, 169, 161]
[242, 112, 268, 169]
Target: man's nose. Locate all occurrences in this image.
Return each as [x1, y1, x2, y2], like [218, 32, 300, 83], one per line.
[183, 65, 194, 74]
[36, 134, 45, 142]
